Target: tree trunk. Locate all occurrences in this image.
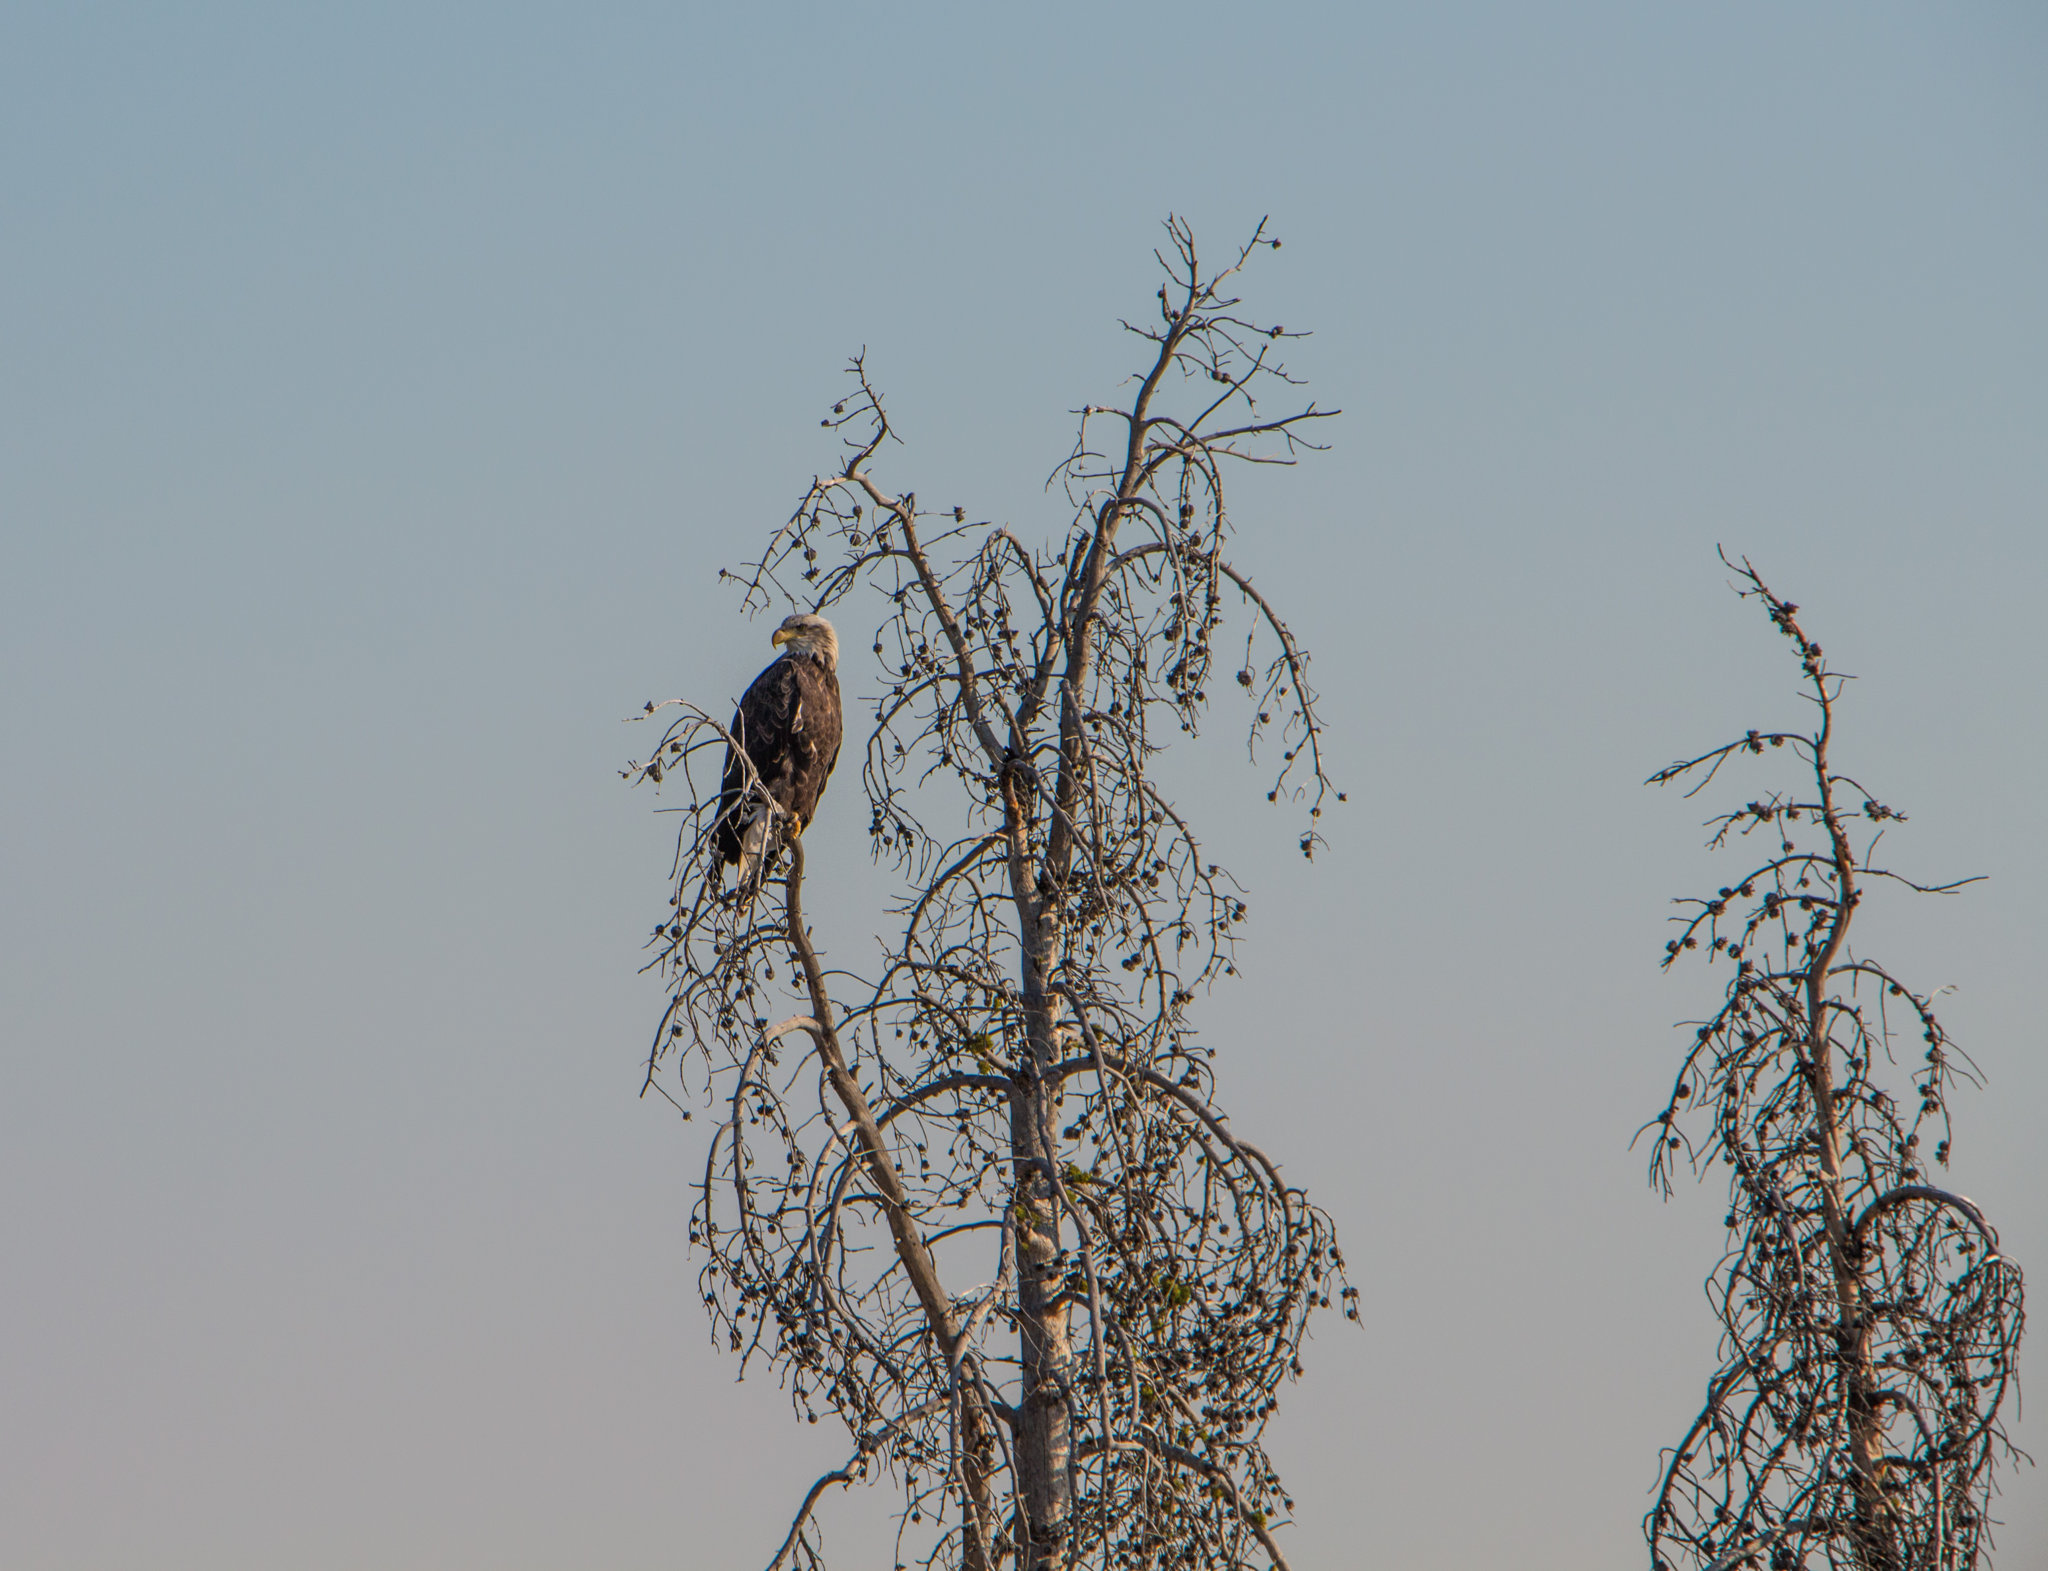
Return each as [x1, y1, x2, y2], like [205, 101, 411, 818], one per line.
[1013, 921, 1073, 1570]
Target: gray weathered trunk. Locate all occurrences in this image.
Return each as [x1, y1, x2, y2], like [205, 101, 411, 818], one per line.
[1012, 915, 1073, 1569]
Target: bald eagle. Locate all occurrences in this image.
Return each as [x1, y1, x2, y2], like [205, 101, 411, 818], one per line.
[716, 613, 843, 888]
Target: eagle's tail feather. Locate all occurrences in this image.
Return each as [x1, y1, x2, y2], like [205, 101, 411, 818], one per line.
[735, 807, 775, 893]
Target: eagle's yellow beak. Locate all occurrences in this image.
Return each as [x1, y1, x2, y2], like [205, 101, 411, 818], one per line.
[771, 627, 794, 648]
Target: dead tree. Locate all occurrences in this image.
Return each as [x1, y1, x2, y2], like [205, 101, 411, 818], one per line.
[1642, 555, 2026, 1571]
[625, 219, 1355, 1571]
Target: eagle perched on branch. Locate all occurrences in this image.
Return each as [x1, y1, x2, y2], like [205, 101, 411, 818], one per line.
[716, 613, 843, 888]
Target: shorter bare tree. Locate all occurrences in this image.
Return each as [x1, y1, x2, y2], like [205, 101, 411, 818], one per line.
[1642, 556, 2026, 1571]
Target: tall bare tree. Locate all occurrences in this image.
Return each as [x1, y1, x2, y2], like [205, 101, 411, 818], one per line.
[626, 219, 1355, 1571]
[1643, 556, 2025, 1571]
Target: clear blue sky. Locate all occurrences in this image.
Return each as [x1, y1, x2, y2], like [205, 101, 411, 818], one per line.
[4, 4, 2043, 1567]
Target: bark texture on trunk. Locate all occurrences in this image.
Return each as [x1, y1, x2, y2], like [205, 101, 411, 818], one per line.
[1012, 914, 1073, 1570]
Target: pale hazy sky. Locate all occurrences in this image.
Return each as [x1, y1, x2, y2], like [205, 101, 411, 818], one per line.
[4, 4, 2044, 1568]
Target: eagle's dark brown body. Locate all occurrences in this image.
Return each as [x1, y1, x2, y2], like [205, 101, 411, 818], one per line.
[715, 615, 842, 877]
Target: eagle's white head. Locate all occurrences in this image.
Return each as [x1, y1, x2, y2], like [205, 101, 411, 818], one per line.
[772, 613, 839, 672]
